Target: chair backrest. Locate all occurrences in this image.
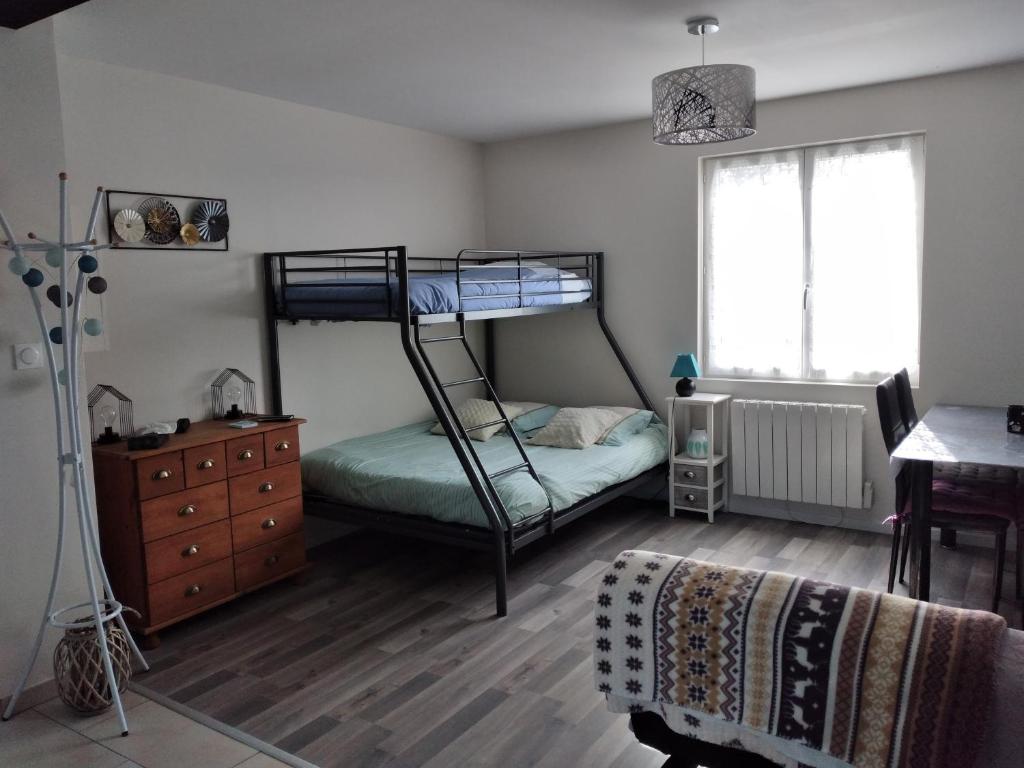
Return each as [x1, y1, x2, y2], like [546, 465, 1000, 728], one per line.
[894, 368, 918, 431]
[876, 375, 908, 456]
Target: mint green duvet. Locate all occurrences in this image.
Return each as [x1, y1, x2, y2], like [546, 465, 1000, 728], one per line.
[301, 421, 668, 528]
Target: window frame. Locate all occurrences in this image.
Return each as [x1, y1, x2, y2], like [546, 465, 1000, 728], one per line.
[697, 131, 925, 386]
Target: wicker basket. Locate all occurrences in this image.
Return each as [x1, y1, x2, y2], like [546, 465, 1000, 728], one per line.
[53, 618, 132, 715]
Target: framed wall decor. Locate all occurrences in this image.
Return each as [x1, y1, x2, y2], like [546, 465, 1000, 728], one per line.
[105, 190, 230, 251]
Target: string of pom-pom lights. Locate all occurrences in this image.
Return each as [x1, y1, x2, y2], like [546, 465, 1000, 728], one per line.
[1, 172, 147, 735]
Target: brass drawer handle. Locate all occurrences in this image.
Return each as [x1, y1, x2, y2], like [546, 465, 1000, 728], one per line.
[178, 504, 197, 517]
[152, 468, 173, 481]
[238, 449, 255, 461]
[258, 482, 274, 493]
[265, 554, 280, 567]
[182, 544, 200, 557]
[683, 470, 696, 479]
[261, 518, 277, 530]
[184, 584, 202, 597]
[684, 493, 697, 503]
[198, 458, 216, 470]
[274, 440, 291, 452]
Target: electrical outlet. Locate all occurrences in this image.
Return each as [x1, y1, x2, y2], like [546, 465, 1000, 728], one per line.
[13, 343, 43, 370]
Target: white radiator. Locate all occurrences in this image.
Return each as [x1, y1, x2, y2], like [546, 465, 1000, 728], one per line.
[730, 399, 866, 508]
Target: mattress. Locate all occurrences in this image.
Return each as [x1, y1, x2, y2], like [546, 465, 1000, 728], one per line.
[282, 265, 592, 317]
[300, 420, 668, 528]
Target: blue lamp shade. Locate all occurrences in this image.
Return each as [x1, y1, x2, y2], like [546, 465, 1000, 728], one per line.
[671, 353, 701, 397]
[671, 353, 701, 379]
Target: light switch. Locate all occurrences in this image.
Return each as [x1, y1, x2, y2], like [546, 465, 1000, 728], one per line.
[13, 343, 43, 370]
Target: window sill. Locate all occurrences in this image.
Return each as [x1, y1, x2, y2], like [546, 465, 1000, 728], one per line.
[701, 376, 914, 389]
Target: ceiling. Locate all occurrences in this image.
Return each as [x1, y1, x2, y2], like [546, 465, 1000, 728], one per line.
[53, 0, 1024, 142]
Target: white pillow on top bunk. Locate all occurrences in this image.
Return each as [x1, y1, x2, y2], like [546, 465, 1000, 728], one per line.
[430, 398, 525, 442]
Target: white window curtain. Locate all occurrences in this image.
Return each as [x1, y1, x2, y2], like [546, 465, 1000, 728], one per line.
[702, 134, 924, 383]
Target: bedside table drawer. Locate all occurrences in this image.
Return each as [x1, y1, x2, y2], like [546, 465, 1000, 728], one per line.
[673, 464, 707, 486]
[184, 442, 227, 487]
[229, 462, 301, 514]
[226, 434, 265, 476]
[137, 453, 185, 500]
[674, 483, 724, 510]
[147, 558, 235, 626]
[235, 532, 305, 592]
[265, 426, 300, 467]
[231, 497, 303, 552]
[145, 519, 233, 584]
[141, 482, 229, 542]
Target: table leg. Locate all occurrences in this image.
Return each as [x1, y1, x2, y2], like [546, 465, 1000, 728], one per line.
[909, 459, 933, 601]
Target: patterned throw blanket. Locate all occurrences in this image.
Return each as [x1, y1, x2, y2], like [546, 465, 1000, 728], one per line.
[595, 552, 1006, 768]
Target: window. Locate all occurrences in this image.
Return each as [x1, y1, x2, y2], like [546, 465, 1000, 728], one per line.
[701, 134, 924, 383]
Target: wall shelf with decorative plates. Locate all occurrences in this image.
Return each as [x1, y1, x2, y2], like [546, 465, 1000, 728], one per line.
[105, 189, 229, 252]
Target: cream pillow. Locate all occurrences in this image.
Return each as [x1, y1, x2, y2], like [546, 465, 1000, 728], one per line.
[431, 398, 525, 442]
[527, 407, 625, 449]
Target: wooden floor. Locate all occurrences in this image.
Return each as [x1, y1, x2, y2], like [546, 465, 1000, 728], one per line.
[137, 499, 1020, 768]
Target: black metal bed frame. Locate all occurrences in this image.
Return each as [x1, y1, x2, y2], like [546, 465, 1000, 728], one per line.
[263, 246, 660, 616]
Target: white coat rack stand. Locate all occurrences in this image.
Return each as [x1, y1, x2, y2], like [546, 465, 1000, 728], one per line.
[1, 173, 148, 735]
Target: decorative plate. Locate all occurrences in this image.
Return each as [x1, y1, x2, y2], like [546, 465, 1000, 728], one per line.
[192, 200, 229, 242]
[179, 223, 201, 246]
[138, 197, 181, 245]
[112, 208, 146, 243]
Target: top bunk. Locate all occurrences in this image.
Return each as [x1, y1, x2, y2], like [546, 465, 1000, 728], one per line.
[263, 246, 601, 324]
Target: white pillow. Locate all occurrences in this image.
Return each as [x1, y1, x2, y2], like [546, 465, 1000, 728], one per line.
[527, 407, 625, 449]
[431, 398, 525, 442]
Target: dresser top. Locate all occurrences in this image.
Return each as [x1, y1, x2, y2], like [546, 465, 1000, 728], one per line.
[92, 418, 306, 461]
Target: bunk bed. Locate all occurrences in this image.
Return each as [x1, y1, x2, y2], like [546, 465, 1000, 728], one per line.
[263, 246, 665, 616]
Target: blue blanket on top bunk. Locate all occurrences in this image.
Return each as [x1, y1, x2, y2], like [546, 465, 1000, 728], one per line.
[282, 265, 592, 317]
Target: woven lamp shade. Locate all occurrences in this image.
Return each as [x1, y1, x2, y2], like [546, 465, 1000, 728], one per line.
[652, 64, 756, 145]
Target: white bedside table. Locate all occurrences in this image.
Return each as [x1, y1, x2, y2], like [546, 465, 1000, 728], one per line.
[667, 394, 731, 522]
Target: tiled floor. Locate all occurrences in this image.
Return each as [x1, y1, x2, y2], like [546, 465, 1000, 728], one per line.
[0, 689, 292, 768]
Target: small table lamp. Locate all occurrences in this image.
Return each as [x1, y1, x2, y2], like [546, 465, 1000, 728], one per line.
[671, 353, 702, 397]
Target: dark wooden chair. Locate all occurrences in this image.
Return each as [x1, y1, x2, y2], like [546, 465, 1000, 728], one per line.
[877, 375, 1014, 611]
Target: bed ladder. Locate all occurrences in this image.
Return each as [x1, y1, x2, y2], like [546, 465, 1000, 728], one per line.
[414, 318, 554, 546]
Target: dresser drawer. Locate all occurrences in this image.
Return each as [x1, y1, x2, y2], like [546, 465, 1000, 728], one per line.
[184, 442, 227, 488]
[226, 434, 265, 476]
[145, 519, 233, 584]
[231, 497, 303, 552]
[228, 462, 301, 515]
[264, 426, 300, 467]
[673, 464, 707, 486]
[136, 452, 185, 500]
[234, 532, 305, 592]
[147, 558, 235, 626]
[140, 481, 229, 542]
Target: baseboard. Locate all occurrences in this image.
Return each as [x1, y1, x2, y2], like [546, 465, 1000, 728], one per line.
[1, 676, 56, 718]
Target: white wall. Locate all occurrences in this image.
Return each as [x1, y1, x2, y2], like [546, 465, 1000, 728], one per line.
[56, 55, 487, 453]
[0, 21, 91, 704]
[483, 63, 1024, 531]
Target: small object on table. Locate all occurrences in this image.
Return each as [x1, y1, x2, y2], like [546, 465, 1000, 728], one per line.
[685, 428, 709, 459]
[230, 420, 259, 429]
[126, 433, 169, 451]
[1007, 405, 1023, 434]
[175, 417, 191, 434]
[88, 385, 134, 445]
[210, 368, 256, 419]
[671, 353, 701, 397]
[252, 414, 295, 422]
[667, 394, 730, 522]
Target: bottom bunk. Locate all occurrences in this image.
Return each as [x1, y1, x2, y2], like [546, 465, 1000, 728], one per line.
[301, 412, 668, 608]
[302, 417, 668, 529]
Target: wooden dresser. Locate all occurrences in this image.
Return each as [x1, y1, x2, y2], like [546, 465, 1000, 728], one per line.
[92, 418, 307, 647]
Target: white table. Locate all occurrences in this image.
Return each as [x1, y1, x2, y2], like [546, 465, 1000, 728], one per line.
[667, 394, 731, 522]
[892, 405, 1024, 601]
